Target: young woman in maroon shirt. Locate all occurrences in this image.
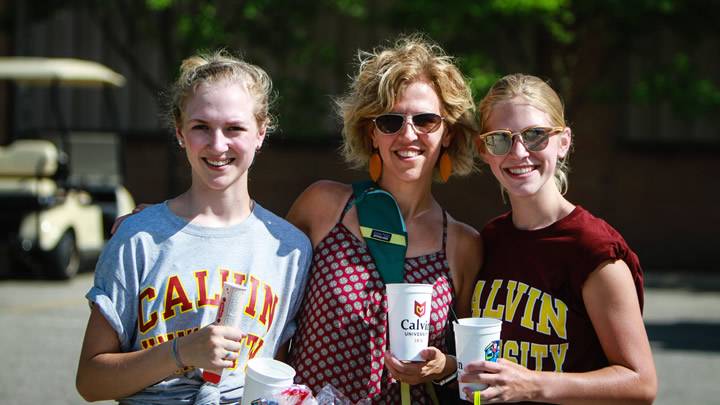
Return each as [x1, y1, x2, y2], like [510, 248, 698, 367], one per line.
[462, 74, 657, 404]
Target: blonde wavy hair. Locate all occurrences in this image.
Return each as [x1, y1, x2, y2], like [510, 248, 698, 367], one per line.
[167, 50, 275, 132]
[477, 73, 572, 194]
[337, 34, 477, 180]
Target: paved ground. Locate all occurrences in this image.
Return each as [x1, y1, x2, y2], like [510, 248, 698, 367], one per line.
[642, 272, 720, 403]
[0, 270, 718, 404]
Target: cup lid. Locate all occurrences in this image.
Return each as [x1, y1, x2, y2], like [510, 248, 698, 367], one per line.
[386, 283, 433, 294]
[454, 317, 502, 334]
[246, 358, 296, 382]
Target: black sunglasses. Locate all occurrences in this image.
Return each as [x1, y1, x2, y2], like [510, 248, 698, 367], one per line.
[478, 126, 565, 156]
[372, 113, 444, 135]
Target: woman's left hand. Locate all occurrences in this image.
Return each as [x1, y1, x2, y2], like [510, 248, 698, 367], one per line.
[459, 358, 539, 403]
[384, 347, 449, 385]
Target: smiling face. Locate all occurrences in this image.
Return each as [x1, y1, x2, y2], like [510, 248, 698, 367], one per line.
[481, 98, 571, 201]
[371, 79, 450, 185]
[176, 80, 265, 194]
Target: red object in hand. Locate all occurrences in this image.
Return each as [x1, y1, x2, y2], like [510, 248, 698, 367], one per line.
[202, 369, 222, 384]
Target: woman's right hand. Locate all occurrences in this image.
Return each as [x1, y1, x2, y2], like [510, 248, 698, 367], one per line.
[177, 324, 246, 370]
[111, 204, 150, 234]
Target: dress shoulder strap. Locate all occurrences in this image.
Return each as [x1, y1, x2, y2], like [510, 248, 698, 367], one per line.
[338, 194, 355, 222]
[441, 209, 448, 252]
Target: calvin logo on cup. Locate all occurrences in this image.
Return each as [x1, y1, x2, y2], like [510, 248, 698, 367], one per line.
[401, 301, 430, 332]
[414, 300, 426, 317]
[387, 283, 434, 361]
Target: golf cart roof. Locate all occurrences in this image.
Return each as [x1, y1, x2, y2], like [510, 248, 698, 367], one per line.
[0, 57, 125, 87]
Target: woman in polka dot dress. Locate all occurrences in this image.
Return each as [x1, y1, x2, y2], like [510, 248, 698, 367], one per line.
[286, 34, 483, 404]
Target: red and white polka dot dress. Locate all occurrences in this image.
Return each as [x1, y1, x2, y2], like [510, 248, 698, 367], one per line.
[289, 203, 454, 404]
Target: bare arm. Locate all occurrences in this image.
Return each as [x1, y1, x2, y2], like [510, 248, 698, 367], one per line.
[538, 259, 657, 404]
[281, 180, 351, 365]
[76, 305, 244, 402]
[446, 218, 483, 319]
[461, 260, 657, 404]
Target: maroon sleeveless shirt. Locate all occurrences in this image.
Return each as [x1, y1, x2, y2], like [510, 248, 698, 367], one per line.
[471, 206, 643, 405]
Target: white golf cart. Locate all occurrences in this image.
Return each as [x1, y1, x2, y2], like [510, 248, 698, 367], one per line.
[0, 57, 134, 279]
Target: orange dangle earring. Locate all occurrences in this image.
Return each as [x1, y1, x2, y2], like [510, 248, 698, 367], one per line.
[369, 150, 382, 182]
[439, 149, 452, 183]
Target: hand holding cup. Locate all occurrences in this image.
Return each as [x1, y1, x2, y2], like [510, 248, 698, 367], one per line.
[454, 317, 502, 401]
[383, 346, 449, 385]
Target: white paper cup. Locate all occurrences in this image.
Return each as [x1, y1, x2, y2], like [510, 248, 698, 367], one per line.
[386, 283, 434, 361]
[240, 358, 296, 405]
[454, 317, 502, 400]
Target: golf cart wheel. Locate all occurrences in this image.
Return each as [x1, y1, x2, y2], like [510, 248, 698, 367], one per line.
[47, 231, 80, 280]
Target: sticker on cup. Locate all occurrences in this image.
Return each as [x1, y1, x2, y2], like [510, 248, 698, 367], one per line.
[386, 283, 433, 362]
[454, 317, 502, 400]
[240, 358, 296, 405]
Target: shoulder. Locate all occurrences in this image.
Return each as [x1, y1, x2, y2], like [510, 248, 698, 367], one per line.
[447, 214, 482, 253]
[445, 213, 483, 273]
[287, 180, 353, 238]
[109, 203, 173, 243]
[253, 203, 312, 252]
[294, 180, 353, 207]
[564, 206, 644, 303]
[95, 204, 171, 280]
[565, 206, 628, 247]
[482, 211, 512, 237]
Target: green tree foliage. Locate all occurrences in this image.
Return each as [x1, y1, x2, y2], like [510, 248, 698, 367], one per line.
[28, 0, 720, 138]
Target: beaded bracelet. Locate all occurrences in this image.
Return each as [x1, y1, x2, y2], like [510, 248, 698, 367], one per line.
[171, 338, 186, 369]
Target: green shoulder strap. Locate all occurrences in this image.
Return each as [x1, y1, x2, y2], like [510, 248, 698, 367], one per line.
[352, 180, 408, 284]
